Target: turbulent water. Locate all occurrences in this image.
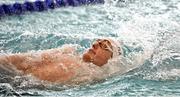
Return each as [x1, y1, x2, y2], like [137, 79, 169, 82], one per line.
[0, 0, 180, 96]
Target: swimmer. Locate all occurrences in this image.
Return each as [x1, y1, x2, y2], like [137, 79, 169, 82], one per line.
[0, 38, 122, 84]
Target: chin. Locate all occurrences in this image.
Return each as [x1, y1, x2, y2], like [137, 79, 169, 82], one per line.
[82, 53, 92, 62]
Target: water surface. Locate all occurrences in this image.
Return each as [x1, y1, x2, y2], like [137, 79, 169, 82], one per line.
[0, 0, 180, 96]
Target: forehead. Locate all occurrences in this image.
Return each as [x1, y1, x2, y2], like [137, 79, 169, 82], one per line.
[94, 39, 113, 49]
[96, 39, 111, 43]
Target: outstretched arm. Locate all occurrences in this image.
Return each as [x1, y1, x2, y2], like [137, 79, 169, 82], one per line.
[0, 45, 77, 73]
[0, 53, 31, 72]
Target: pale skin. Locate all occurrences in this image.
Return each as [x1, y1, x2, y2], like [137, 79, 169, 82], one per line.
[0, 39, 113, 83]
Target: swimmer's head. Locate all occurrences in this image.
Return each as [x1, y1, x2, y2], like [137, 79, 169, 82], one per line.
[82, 38, 122, 66]
[106, 38, 122, 58]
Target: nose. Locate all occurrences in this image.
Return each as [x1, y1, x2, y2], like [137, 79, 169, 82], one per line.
[92, 43, 99, 49]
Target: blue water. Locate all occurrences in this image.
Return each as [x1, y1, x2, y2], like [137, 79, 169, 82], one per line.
[0, 0, 180, 96]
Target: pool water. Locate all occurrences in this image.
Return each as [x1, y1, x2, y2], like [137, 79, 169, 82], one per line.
[0, 0, 180, 96]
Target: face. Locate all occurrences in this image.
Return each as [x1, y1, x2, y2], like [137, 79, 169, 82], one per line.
[82, 39, 113, 66]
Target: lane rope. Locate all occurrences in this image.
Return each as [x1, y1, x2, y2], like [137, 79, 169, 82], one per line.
[0, 0, 104, 17]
